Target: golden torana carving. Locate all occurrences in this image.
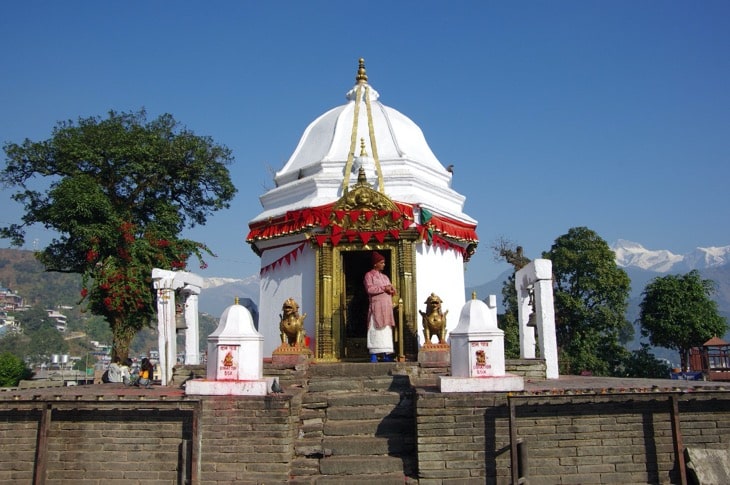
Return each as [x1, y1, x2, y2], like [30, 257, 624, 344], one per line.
[331, 167, 401, 232]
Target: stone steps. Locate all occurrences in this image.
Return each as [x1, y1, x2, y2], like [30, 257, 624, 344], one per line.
[322, 435, 415, 456]
[291, 363, 418, 483]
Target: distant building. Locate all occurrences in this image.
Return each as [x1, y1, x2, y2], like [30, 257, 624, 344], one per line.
[0, 311, 21, 337]
[0, 286, 24, 311]
[46, 309, 68, 332]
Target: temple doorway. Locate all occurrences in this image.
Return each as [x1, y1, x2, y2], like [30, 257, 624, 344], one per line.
[340, 250, 393, 360]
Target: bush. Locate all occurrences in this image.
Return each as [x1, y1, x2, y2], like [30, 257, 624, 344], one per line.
[621, 344, 673, 379]
[0, 352, 33, 387]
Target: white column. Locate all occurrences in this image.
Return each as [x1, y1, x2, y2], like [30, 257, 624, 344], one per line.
[516, 278, 536, 359]
[152, 269, 178, 386]
[182, 285, 201, 365]
[532, 259, 559, 379]
[516, 260, 559, 379]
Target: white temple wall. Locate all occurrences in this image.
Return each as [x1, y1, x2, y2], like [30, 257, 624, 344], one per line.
[414, 241, 466, 346]
[258, 244, 316, 356]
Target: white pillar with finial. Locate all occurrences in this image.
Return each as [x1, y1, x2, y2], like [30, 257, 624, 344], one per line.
[440, 292, 524, 393]
[186, 297, 274, 396]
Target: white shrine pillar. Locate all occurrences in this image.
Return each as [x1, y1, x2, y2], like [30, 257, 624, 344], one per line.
[515, 259, 559, 379]
[179, 277, 203, 365]
[440, 293, 523, 393]
[152, 268, 177, 386]
[152, 269, 204, 385]
[185, 299, 271, 396]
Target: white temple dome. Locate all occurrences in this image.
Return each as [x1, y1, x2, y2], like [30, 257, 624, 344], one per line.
[252, 59, 474, 225]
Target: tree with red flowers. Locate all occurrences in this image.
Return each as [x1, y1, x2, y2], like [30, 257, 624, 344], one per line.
[1, 110, 236, 360]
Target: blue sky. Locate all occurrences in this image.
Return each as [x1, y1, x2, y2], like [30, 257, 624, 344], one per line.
[1, 1, 728, 286]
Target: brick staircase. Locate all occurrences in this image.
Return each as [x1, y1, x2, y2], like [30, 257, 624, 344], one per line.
[290, 362, 419, 484]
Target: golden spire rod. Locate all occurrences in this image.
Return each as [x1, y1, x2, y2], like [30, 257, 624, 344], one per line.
[359, 137, 368, 157]
[355, 58, 368, 84]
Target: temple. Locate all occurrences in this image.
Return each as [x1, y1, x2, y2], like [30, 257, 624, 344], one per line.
[247, 59, 479, 360]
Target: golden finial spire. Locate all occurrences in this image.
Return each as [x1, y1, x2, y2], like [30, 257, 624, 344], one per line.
[472, 291, 477, 300]
[234, 297, 239, 305]
[359, 138, 368, 157]
[355, 58, 368, 84]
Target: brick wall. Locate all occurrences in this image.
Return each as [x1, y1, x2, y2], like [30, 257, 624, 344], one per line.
[415, 390, 730, 485]
[0, 409, 39, 482]
[48, 408, 192, 484]
[198, 393, 301, 484]
[1, 388, 728, 484]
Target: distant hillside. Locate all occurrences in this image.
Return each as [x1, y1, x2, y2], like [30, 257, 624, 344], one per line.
[0, 248, 82, 308]
[0, 247, 260, 320]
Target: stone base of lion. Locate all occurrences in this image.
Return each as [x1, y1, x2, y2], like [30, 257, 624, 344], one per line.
[272, 343, 313, 356]
[421, 341, 450, 350]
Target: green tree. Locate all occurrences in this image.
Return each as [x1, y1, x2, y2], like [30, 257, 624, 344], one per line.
[25, 325, 68, 364]
[639, 270, 727, 371]
[0, 352, 33, 387]
[14, 305, 50, 333]
[543, 227, 632, 376]
[621, 344, 673, 378]
[1, 110, 236, 361]
[0, 333, 27, 360]
[497, 274, 521, 359]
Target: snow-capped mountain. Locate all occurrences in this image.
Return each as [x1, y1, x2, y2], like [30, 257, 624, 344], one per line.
[202, 275, 259, 290]
[611, 239, 730, 273]
[198, 275, 260, 316]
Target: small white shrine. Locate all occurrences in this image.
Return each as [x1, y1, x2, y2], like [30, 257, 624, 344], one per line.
[185, 298, 273, 396]
[151, 268, 203, 386]
[440, 294, 524, 393]
[247, 59, 479, 361]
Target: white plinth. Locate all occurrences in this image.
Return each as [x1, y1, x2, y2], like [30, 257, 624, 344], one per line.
[185, 378, 273, 396]
[439, 373, 524, 393]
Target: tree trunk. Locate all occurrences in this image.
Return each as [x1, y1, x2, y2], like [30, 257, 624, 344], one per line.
[680, 349, 689, 372]
[110, 317, 137, 362]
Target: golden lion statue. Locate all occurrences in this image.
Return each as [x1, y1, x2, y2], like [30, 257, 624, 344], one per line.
[419, 293, 448, 344]
[279, 298, 307, 347]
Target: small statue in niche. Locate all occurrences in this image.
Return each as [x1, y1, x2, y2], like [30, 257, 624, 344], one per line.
[420, 293, 448, 345]
[279, 298, 307, 347]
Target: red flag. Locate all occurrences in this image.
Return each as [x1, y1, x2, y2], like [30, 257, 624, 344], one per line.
[315, 235, 328, 246]
[359, 231, 372, 244]
[374, 231, 386, 243]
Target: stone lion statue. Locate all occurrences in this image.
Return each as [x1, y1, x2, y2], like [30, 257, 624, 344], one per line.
[279, 298, 307, 347]
[419, 293, 448, 344]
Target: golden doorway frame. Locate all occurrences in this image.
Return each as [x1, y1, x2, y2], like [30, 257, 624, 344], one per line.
[314, 239, 418, 361]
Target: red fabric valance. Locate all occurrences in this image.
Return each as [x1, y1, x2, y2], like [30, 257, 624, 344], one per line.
[247, 202, 478, 247]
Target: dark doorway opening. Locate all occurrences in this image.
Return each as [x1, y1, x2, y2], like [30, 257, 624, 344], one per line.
[342, 250, 392, 360]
